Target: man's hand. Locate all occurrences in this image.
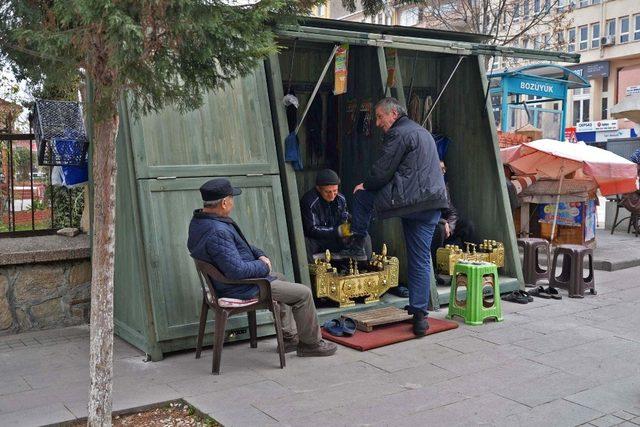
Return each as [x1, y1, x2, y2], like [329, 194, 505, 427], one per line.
[337, 222, 352, 238]
[444, 222, 451, 239]
[259, 256, 272, 272]
[353, 183, 365, 194]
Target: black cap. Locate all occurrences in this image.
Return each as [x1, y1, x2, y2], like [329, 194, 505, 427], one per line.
[315, 169, 340, 186]
[200, 178, 242, 201]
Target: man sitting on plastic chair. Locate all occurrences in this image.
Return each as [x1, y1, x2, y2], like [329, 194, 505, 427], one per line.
[188, 178, 336, 357]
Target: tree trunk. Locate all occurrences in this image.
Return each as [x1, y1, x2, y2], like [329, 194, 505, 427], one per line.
[88, 109, 119, 427]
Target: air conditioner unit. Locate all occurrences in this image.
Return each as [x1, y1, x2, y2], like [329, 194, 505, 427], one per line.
[601, 35, 615, 46]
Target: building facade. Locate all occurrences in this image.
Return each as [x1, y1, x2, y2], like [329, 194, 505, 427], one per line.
[314, 0, 638, 142]
[564, 0, 640, 141]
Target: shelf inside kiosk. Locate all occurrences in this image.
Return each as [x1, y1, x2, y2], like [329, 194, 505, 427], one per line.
[277, 41, 521, 312]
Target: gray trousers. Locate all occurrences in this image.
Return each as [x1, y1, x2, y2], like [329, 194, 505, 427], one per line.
[270, 274, 322, 346]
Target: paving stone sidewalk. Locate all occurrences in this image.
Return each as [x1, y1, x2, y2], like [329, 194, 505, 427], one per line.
[2, 265, 640, 426]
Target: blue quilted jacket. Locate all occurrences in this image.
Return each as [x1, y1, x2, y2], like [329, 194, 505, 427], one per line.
[188, 210, 271, 299]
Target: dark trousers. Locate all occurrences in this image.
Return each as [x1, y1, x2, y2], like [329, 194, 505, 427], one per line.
[430, 217, 479, 263]
[305, 237, 346, 262]
[305, 236, 373, 262]
[351, 189, 376, 237]
[351, 189, 440, 314]
[401, 210, 440, 314]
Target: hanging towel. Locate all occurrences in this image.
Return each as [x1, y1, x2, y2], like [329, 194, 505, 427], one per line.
[285, 131, 303, 171]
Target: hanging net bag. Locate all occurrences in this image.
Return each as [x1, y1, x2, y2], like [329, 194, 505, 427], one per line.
[33, 99, 89, 166]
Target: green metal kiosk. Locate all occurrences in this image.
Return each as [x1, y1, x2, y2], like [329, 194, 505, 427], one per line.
[112, 18, 579, 360]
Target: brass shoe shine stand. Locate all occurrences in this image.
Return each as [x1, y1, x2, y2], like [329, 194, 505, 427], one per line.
[436, 240, 505, 275]
[309, 244, 400, 308]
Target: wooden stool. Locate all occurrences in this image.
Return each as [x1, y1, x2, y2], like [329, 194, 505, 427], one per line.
[517, 238, 550, 287]
[447, 261, 503, 325]
[549, 244, 596, 298]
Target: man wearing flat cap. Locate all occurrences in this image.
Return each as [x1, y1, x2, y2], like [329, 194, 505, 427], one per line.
[300, 169, 367, 262]
[188, 178, 337, 357]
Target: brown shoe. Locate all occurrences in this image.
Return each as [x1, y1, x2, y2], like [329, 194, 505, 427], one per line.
[296, 339, 337, 357]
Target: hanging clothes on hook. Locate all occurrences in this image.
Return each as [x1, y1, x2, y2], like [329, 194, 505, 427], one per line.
[284, 44, 340, 171]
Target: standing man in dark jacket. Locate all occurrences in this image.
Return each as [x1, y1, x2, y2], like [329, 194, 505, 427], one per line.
[188, 178, 337, 357]
[300, 169, 351, 261]
[344, 97, 448, 336]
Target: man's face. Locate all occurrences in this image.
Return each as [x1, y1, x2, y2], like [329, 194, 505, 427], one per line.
[316, 185, 339, 202]
[375, 106, 398, 134]
[221, 196, 235, 216]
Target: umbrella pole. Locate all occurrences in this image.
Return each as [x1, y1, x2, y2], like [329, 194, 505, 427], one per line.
[550, 168, 565, 242]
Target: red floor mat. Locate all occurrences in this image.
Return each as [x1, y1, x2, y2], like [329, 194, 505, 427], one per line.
[321, 318, 459, 351]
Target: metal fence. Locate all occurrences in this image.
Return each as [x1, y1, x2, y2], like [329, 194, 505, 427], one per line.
[1, 133, 81, 237]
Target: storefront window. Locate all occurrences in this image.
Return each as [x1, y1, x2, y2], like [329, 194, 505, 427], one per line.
[606, 19, 616, 38]
[591, 22, 600, 48]
[556, 31, 564, 50]
[568, 28, 576, 52]
[579, 26, 589, 50]
[573, 88, 590, 125]
[538, 110, 562, 140]
[582, 99, 590, 122]
[620, 16, 629, 43]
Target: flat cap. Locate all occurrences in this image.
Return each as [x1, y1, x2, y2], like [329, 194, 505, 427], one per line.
[200, 178, 242, 201]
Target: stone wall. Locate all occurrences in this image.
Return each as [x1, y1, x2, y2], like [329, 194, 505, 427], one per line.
[0, 234, 91, 335]
[0, 260, 91, 334]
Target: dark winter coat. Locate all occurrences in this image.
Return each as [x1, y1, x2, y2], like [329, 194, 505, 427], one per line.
[187, 210, 271, 300]
[363, 115, 448, 219]
[300, 189, 349, 240]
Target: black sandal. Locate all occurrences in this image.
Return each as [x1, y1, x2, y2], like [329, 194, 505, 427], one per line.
[545, 286, 562, 300]
[529, 286, 551, 299]
[520, 290, 534, 302]
[501, 291, 529, 304]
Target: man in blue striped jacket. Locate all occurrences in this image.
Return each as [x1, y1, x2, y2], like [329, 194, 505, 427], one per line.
[299, 169, 353, 262]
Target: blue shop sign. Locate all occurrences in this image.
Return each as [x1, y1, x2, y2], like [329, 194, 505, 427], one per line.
[504, 76, 566, 99]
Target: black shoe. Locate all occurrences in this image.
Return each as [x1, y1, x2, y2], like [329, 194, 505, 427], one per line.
[412, 311, 429, 337]
[390, 285, 410, 298]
